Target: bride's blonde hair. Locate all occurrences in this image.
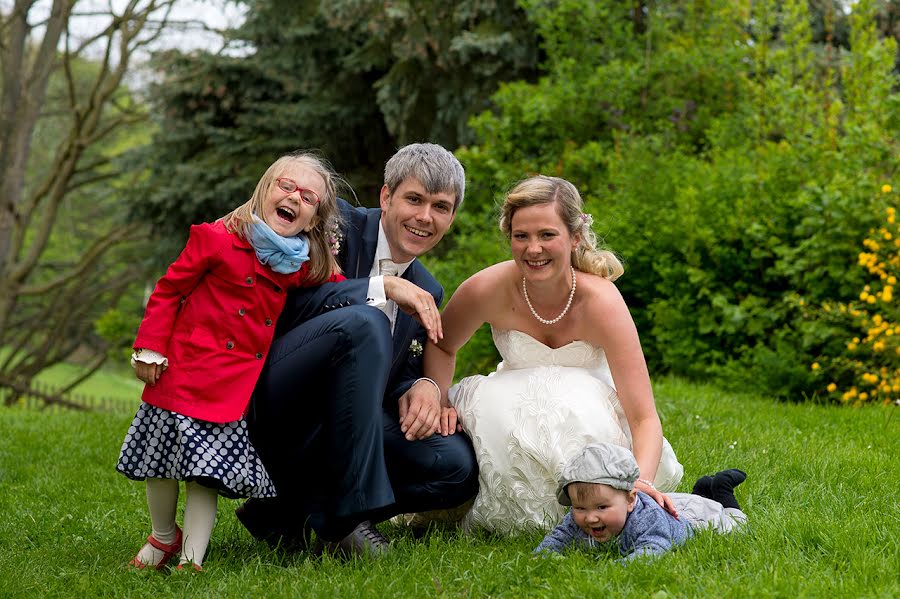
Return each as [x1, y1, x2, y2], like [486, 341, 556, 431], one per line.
[498, 175, 623, 281]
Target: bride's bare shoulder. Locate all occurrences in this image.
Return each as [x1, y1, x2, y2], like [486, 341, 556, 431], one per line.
[576, 270, 625, 303]
[455, 261, 518, 296]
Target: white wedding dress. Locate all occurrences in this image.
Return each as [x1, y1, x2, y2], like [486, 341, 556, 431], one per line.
[449, 327, 683, 533]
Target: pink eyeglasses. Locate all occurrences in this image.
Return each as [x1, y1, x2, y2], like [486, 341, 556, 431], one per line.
[275, 177, 320, 206]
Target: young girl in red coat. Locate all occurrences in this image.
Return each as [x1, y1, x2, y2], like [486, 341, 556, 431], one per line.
[117, 151, 345, 571]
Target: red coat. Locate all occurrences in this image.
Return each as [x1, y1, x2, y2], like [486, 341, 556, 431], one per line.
[135, 221, 342, 423]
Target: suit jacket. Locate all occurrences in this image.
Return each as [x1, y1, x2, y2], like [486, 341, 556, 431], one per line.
[278, 199, 443, 407]
[137, 221, 320, 422]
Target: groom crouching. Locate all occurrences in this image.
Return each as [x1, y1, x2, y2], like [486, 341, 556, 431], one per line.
[237, 143, 478, 557]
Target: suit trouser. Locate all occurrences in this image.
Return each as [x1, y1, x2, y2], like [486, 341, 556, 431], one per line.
[248, 306, 477, 540]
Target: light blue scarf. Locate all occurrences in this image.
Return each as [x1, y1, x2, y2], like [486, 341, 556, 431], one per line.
[247, 216, 310, 274]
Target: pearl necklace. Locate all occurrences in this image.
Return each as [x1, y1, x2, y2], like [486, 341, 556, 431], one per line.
[522, 266, 577, 325]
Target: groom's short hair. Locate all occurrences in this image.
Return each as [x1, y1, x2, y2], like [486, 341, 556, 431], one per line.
[384, 143, 465, 211]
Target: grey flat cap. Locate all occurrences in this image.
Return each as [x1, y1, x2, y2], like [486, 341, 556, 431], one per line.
[556, 442, 640, 505]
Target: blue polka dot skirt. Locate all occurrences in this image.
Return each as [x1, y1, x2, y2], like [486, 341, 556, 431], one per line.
[116, 403, 276, 499]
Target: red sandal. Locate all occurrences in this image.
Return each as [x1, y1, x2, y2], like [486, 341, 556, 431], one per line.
[175, 562, 203, 572]
[129, 525, 183, 570]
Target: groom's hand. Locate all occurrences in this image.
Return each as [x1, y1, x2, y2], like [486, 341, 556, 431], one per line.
[398, 380, 442, 441]
[383, 276, 443, 344]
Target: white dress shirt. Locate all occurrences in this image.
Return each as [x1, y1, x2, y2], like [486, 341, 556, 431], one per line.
[367, 221, 414, 332]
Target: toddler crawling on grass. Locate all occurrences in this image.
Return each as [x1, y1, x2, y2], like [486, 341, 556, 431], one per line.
[535, 443, 746, 562]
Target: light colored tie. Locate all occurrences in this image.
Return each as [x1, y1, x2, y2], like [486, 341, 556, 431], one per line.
[379, 259, 399, 331]
[379, 259, 399, 277]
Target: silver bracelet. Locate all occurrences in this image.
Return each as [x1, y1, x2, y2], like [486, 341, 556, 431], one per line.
[637, 478, 656, 490]
[415, 377, 442, 400]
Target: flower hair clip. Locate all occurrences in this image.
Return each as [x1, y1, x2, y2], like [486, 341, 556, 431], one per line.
[326, 220, 343, 256]
[409, 339, 423, 357]
[580, 213, 594, 227]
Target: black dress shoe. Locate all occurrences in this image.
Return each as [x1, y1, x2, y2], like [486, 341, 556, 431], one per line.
[314, 520, 390, 559]
[235, 499, 311, 552]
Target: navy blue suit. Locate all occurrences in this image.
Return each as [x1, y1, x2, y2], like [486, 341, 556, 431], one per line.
[247, 199, 478, 541]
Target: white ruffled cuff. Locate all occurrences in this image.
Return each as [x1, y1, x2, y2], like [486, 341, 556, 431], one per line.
[131, 348, 168, 368]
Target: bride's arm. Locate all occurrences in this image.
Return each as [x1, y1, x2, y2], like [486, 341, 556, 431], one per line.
[585, 278, 678, 517]
[426, 268, 499, 435]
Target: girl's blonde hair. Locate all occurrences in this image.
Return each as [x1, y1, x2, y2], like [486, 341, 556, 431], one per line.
[222, 152, 344, 284]
[498, 175, 624, 281]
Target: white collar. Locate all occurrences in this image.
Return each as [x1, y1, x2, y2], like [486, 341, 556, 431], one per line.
[375, 221, 414, 277]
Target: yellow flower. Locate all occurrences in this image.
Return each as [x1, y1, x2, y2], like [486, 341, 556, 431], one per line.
[827, 383, 837, 392]
[889, 276, 898, 285]
[811, 362, 820, 371]
[883, 184, 893, 193]
[859, 392, 868, 400]
[847, 342, 858, 351]
[873, 341, 886, 352]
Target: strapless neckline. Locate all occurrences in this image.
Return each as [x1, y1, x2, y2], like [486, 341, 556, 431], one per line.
[496, 328, 594, 351]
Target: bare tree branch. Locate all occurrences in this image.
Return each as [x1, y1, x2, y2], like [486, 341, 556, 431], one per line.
[55, 352, 108, 396]
[1, 0, 180, 385]
[19, 222, 143, 295]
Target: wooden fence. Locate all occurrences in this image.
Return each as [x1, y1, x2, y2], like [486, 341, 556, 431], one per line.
[0, 374, 136, 415]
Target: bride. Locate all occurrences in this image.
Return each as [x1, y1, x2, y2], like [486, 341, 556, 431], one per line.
[425, 175, 683, 532]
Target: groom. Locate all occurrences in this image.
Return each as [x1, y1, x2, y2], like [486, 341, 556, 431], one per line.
[238, 143, 478, 557]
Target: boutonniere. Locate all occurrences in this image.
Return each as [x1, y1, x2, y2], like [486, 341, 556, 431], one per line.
[409, 339, 423, 357]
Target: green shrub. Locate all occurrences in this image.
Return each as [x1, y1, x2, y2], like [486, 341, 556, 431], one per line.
[453, 0, 900, 399]
[811, 201, 900, 405]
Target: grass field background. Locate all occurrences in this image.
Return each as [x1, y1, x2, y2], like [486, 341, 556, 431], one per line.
[0, 374, 897, 597]
[0, 350, 142, 407]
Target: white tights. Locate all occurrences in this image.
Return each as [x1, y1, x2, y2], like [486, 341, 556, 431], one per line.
[135, 478, 218, 567]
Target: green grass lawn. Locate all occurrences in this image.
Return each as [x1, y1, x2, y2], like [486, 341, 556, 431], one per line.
[0, 377, 897, 598]
[37, 361, 144, 401]
[0, 348, 143, 406]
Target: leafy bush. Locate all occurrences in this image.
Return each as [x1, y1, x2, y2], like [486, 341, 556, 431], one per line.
[811, 201, 900, 405]
[454, 0, 900, 400]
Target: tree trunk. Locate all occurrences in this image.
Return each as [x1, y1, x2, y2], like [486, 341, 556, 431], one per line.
[0, 0, 179, 401]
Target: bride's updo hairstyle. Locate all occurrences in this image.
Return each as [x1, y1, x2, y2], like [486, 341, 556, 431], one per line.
[499, 175, 624, 281]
